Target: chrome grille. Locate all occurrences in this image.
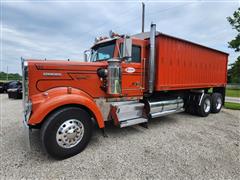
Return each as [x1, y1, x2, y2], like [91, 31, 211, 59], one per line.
[21, 58, 31, 122]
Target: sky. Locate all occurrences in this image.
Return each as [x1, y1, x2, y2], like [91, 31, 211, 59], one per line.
[1, 0, 239, 74]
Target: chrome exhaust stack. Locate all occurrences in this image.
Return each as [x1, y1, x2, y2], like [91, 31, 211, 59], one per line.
[148, 23, 156, 94]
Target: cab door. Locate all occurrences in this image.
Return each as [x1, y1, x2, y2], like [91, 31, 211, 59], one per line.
[121, 44, 144, 97]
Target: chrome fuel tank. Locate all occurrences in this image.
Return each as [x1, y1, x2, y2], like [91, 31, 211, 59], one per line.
[146, 97, 184, 118]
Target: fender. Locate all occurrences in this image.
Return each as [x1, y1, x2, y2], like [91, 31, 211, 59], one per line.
[28, 87, 105, 128]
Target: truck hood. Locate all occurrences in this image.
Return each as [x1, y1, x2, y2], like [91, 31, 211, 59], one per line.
[27, 59, 108, 98]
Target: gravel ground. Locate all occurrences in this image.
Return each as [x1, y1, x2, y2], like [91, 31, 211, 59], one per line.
[0, 94, 239, 179]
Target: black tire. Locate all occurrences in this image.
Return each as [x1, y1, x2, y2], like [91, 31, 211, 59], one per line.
[211, 93, 223, 113]
[41, 107, 92, 159]
[17, 92, 23, 99]
[13, 92, 18, 99]
[197, 94, 212, 117]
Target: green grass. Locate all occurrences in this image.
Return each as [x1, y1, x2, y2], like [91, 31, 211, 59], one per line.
[208, 88, 240, 97]
[226, 89, 240, 98]
[224, 102, 240, 110]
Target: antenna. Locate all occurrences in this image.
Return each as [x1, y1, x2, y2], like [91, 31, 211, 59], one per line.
[142, 2, 145, 33]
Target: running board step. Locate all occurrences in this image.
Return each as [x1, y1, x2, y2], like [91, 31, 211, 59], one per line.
[109, 101, 148, 128]
[120, 117, 148, 128]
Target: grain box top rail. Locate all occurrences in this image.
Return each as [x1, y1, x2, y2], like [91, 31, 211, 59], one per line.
[132, 32, 229, 56]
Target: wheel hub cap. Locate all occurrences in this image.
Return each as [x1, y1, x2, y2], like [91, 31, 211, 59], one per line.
[216, 97, 222, 110]
[56, 119, 84, 148]
[66, 129, 77, 139]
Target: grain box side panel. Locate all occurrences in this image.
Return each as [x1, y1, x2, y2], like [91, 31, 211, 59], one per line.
[155, 35, 228, 91]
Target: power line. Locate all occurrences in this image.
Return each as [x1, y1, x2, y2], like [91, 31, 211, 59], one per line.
[147, 2, 194, 16]
[108, 2, 195, 33]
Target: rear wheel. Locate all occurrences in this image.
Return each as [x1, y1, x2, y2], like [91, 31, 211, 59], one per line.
[197, 94, 212, 117]
[41, 107, 92, 159]
[211, 93, 223, 113]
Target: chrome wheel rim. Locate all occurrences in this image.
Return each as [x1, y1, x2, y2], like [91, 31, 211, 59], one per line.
[56, 119, 84, 148]
[216, 97, 222, 110]
[204, 99, 211, 113]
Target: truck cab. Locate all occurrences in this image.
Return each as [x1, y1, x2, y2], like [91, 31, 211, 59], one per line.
[88, 34, 149, 96]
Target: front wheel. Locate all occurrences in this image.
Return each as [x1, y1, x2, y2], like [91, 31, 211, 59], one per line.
[41, 107, 92, 159]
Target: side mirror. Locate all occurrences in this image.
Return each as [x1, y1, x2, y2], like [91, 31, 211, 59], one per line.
[84, 50, 90, 62]
[122, 36, 132, 61]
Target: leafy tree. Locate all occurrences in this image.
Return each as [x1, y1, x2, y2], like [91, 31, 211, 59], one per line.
[227, 8, 240, 83]
[0, 71, 22, 81]
[228, 57, 240, 83]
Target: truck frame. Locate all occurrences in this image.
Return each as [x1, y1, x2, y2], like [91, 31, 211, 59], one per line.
[22, 24, 228, 159]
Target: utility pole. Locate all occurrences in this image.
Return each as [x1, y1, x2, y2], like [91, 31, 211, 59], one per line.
[6, 66, 8, 81]
[142, 2, 145, 33]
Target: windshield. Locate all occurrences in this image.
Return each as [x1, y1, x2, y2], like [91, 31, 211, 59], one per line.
[90, 41, 115, 61]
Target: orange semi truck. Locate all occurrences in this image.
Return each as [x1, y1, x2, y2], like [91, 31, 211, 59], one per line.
[22, 24, 228, 159]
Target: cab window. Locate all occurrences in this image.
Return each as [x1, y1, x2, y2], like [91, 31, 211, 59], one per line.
[132, 45, 141, 63]
[118, 44, 141, 63]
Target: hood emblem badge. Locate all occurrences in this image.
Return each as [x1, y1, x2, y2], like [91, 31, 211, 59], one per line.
[43, 72, 62, 77]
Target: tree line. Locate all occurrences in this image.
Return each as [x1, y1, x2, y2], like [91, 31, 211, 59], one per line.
[0, 71, 22, 81]
[227, 7, 240, 84]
